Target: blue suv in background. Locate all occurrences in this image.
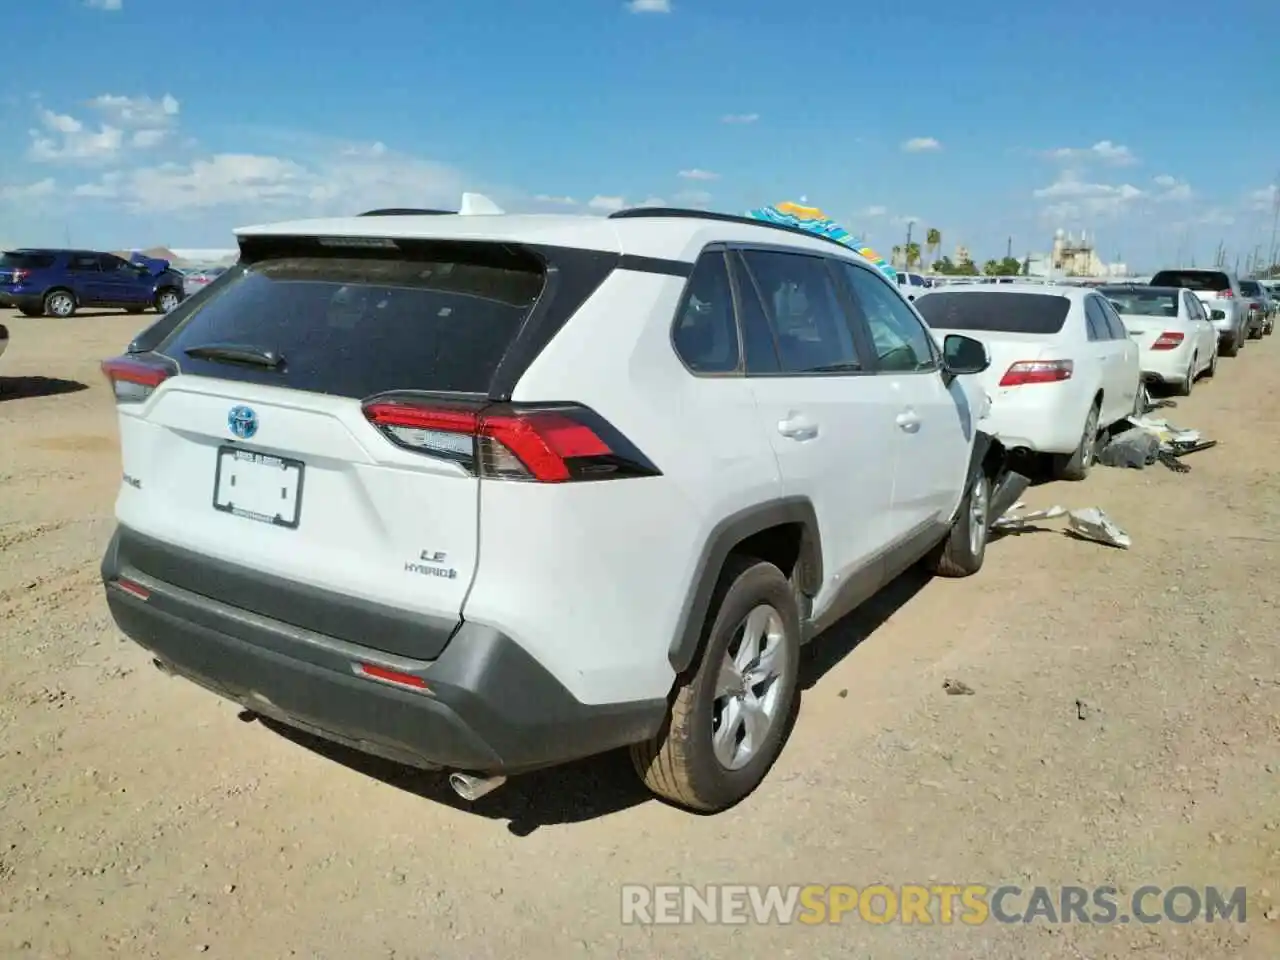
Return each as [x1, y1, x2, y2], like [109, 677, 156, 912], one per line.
[0, 249, 187, 318]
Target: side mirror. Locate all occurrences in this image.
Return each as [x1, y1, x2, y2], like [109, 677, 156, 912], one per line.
[942, 334, 990, 376]
[1210, 309, 1225, 321]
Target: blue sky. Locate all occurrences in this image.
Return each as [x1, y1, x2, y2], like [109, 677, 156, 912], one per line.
[2, 0, 1278, 270]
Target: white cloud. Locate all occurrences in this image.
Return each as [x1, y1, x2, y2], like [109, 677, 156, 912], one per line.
[70, 143, 469, 215]
[721, 113, 759, 125]
[677, 168, 719, 181]
[0, 178, 57, 202]
[901, 137, 941, 153]
[28, 109, 124, 163]
[27, 93, 181, 163]
[1150, 175, 1192, 202]
[534, 194, 577, 205]
[638, 196, 667, 206]
[1249, 184, 1277, 211]
[85, 0, 122, 9]
[626, 0, 671, 11]
[90, 93, 180, 128]
[1034, 171, 1144, 222]
[862, 205, 887, 217]
[1044, 140, 1137, 167]
[588, 195, 627, 212]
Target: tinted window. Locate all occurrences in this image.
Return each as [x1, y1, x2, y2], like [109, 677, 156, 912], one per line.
[1, 252, 56, 269]
[673, 252, 739, 374]
[737, 250, 861, 373]
[1239, 280, 1261, 296]
[840, 262, 936, 372]
[730, 253, 781, 374]
[914, 291, 1070, 335]
[100, 254, 135, 272]
[1101, 287, 1178, 317]
[1149, 270, 1231, 292]
[1084, 297, 1111, 340]
[160, 245, 545, 398]
[67, 254, 100, 272]
[1097, 298, 1127, 339]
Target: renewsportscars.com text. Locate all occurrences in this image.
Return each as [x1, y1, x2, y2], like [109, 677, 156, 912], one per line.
[620, 884, 1248, 925]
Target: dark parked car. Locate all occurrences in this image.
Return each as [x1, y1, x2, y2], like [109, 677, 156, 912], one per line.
[0, 249, 186, 318]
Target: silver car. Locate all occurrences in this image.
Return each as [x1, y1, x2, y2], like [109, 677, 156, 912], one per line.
[1147, 267, 1251, 357]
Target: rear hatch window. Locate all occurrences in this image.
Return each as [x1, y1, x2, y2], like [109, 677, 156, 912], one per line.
[914, 291, 1070, 334]
[1099, 288, 1178, 317]
[1239, 281, 1261, 296]
[1, 252, 56, 270]
[1149, 270, 1230, 292]
[158, 240, 547, 398]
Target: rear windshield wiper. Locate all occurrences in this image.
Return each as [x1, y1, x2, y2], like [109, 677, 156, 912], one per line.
[184, 342, 285, 370]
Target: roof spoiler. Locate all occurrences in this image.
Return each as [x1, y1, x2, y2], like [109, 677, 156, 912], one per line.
[357, 192, 506, 218]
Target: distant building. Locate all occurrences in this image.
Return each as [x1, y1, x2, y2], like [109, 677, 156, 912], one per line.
[1023, 228, 1128, 279]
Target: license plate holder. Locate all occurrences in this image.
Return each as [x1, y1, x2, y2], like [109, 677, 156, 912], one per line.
[212, 446, 304, 529]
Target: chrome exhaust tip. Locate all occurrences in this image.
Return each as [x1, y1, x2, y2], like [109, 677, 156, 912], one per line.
[448, 772, 506, 802]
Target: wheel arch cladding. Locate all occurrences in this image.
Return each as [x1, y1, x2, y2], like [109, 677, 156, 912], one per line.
[667, 497, 822, 675]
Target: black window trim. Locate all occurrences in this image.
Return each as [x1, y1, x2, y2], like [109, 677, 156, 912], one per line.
[835, 258, 942, 375]
[724, 243, 878, 379]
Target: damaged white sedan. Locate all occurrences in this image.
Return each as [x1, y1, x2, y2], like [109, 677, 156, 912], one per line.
[1098, 285, 1218, 396]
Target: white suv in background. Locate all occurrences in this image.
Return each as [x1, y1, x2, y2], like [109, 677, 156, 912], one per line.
[100, 203, 1008, 813]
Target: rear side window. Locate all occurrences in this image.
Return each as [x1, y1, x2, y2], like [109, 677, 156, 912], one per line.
[914, 291, 1070, 335]
[737, 250, 861, 373]
[1239, 280, 1261, 296]
[672, 252, 740, 374]
[1149, 270, 1230, 292]
[160, 243, 545, 398]
[1, 252, 56, 269]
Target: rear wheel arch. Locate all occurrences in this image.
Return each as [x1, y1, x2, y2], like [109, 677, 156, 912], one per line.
[668, 498, 822, 676]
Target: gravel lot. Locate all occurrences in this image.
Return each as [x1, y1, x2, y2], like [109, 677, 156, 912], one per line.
[1, 307, 1278, 958]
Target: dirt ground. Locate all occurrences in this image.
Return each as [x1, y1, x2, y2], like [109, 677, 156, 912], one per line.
[1, 306, 1278, 959]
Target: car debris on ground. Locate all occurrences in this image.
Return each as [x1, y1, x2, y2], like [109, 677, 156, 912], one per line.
[1097, 415, 1217, 473]
[992, 503, 1132, 549]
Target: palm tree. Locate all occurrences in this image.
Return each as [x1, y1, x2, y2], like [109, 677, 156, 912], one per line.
[905, 242, 921, 270]
[926, 228, 941, 269]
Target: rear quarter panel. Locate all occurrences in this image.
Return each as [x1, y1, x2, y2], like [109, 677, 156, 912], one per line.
[464, 268, 785, 706]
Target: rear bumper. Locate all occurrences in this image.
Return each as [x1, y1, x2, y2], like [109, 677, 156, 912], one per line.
[981, 385, 1089, 456]
[101, 525, 666, 775]
[0, 292, 42, 311]
[1139, 344, 1193, 384]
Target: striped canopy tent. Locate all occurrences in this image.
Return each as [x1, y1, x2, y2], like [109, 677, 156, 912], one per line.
[745, 201, 896, 281]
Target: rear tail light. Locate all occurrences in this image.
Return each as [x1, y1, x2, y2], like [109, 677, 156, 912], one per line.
[10, 269, 29, 284]
[362, 397, 662, 483]
[101, 354, 176, 403]
[1151, 332, 1184, 350]
[1219, 289, 1233, 299]
[356, 662, 428, 691]
[998, 360, 1074, 387]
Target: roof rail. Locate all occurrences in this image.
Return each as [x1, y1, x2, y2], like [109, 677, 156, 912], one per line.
[358, 208, 454, 217]
[608, 206, 858, 253]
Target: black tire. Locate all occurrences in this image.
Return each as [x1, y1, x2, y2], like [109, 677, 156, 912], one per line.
[1052, 400, 1100, 482]
[1204, 349, 1218, 379]
[154, 287, 181, 314]
[1220, 334, 1239, 358]
[1172, 361, 1194, 398]
[18, 307, 42, 318]
[630, 556, 800, 812]
[43, 289, 76, 318]
[927, 469, 991, 578]
[1249, 320, 1264, 340]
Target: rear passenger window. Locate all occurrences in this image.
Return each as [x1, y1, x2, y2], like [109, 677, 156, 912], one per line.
[737, 250, 861, 374]
[672, 252, 740, 374]
[729, 253, 781, 374]
[1084, 298, 1107, 340]
[1097, 299, 1127, 339]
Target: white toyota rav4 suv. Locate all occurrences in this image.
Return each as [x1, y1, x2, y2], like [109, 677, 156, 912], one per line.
[100, 203, 1013, 813]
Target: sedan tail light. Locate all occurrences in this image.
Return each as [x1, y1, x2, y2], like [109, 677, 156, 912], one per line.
[1151, 332, 1184, 351]
[998, 360, 1074, 387]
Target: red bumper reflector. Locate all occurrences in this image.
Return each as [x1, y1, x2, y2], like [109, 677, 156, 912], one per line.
[358, 662, 428, 690]
[116, 578, 150, 600]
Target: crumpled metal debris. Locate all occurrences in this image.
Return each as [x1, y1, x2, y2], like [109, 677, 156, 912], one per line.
[993, 502, 1131, 548]
[1097, 427, 1161, 469]
[1064, 507, 1131, 549]
[1096, 416, 1216, 473]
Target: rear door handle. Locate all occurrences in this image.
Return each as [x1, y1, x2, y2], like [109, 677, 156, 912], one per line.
[896, 411, 921, 433]
[777, 413, 818, 441]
